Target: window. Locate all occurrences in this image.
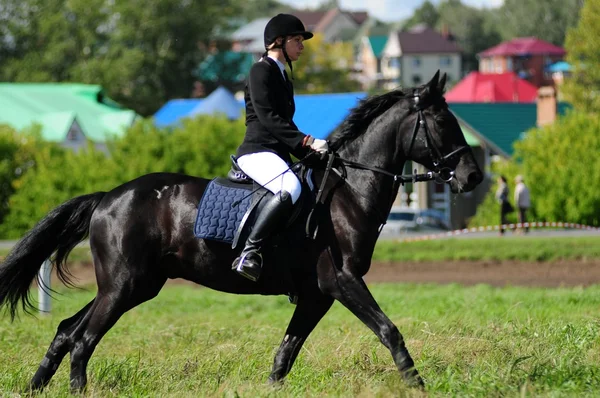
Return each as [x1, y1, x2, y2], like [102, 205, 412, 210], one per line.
[440, 56, 452, 67]
[412, 57, 421, 67]
[412, 75, 422, 85]
[388, 57, 399, 68]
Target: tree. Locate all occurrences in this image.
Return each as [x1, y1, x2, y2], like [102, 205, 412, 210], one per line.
[0, 125, 44, 226]
[0, 0, 238, 116]
[470, 111, 600, 228]
[403, 1, 439, 29]
[292, 34, 361, 94]
[437, 1, 502, 73]
[107, 117, 245, 182]
[562, 0, 600, 113]
[496, 0, 583, 46]
[514, 112, 600, 226]
[0, 115, 246, 238]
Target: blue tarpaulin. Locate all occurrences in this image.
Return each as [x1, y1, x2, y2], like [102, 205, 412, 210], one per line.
[189, 86, 244, 120]
[153, 86, 366, 139]
[153, 99, 203, 127]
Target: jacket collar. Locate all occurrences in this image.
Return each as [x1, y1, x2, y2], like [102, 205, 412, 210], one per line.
[262, 57, 293, 97]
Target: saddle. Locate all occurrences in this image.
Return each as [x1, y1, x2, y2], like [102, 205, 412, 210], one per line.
[194, 156, 314, 250]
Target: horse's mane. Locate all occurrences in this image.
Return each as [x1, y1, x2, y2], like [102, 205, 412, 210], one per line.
[329, 89, 408, 150]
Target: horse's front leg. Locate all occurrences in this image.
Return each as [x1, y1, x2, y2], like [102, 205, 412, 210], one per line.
[329, 271, 424, 389]
[268, 290, 334, 384]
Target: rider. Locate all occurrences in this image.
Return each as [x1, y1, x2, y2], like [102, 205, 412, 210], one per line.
[232, 13, 329, 281]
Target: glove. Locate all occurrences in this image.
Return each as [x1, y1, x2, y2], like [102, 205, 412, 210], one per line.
[309, 138, 329, 154]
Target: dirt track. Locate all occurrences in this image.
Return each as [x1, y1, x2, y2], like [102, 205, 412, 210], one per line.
[365, 260, 600, 287]
[55, 260, 600, 289]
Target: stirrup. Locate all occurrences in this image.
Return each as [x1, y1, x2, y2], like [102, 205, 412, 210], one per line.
[234, 250, 262, 282]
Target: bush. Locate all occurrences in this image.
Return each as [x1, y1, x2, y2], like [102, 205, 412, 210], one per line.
[0, 115, 246, 238]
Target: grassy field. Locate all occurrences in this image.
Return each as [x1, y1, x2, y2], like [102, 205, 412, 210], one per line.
[373, 235, 600, 262]
[1, 283, 599, 397]
[2, 235, 599, 265]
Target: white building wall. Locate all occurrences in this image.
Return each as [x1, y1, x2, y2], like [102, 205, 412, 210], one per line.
[400, 54, 461, 88]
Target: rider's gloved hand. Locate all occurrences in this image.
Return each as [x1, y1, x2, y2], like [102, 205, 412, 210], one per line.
[310, 138, 329, 154]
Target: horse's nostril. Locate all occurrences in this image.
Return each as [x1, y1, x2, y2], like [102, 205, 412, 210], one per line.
[468, 171, 483, 186]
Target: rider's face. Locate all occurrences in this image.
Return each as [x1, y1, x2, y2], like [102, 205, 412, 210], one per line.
[285, 35, 305, 61]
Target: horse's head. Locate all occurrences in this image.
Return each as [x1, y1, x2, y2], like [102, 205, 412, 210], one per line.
[400, 71, 483, 193]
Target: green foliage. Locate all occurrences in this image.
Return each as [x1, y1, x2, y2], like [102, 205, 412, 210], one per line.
[107, 116, 245, 182]
[515, 112, 600, 226]
[0, 116, 245, 238]
[0, 125, 43, 225]
[468, 158, 521, 228]
[2, 284, 600, 396]
[562, 0, 600, 113]
[403, 0, 439, 29]
[437, 2, 502, 72]
[293, 34, 362, 94]
[470, 111, 600, 228]
[0, 0, 238, 116]
[0, 142, 116, 238]
[496, 0, 583, 45]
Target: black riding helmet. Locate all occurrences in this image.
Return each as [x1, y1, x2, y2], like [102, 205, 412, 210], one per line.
[263, 14, 313, 79]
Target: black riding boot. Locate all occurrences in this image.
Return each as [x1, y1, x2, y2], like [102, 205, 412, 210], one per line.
[233, 191, 294, 281]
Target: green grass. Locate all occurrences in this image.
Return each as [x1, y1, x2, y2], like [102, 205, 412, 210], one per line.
[2, 236, 600, 266]
[1, 284, 600, 397]
[374, 236, 600, 262]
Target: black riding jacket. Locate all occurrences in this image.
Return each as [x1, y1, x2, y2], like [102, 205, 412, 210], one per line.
[236, 57, 310, 164]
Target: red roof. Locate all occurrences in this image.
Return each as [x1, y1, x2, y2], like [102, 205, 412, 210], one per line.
[479, 37, 565, 57]
[445, 72, 538, 103]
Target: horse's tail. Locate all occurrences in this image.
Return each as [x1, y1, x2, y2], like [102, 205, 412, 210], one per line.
[0, 192, 106, 320]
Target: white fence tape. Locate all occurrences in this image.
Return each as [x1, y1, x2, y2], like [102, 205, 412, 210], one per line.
[398, 222, 600, 242]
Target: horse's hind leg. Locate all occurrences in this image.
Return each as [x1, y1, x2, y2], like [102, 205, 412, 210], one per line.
[331, 273, 424, 388]
[67, 272, 166, 393]
[268, 290, 334, 383]
[29, 300, 95, 391]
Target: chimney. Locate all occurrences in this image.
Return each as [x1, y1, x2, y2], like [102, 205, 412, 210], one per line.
[441, 23, 450, 39]
[537, 86, 557, 127]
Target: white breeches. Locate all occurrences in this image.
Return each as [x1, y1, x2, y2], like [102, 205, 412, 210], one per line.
[237, 152, 302, 204]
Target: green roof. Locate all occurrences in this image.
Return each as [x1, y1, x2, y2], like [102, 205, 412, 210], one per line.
[458, 122, 480, 147]
[0, 83, 138, 142]
[449, 102, 572, 156]
[368, 35, 388, 58]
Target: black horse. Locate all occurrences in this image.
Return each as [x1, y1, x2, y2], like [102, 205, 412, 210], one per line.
[0, 71, 482, 392]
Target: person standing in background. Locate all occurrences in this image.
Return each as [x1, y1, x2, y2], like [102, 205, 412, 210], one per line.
[495, 175, 511, 235]
[514, 175, 531, 234]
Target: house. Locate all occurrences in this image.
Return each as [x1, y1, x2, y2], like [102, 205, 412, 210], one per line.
[478, 37, 566, 88]
[355, 35, 388, 89]
[230, 17, 270, 58]
[445, 72, 539, 103]
[0, 83, 137, 152]
[230, 9, 370, 58]
[294, 8, 369, 42]
[380, 25, 461, 90]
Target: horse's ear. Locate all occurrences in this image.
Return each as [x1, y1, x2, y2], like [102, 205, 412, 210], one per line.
[427, 70, 440, 91]
[438, 73, 447, 93]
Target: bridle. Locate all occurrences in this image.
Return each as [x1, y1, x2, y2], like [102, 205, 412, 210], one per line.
[309, 92, 471, 232]
[337, 91, 469, 184]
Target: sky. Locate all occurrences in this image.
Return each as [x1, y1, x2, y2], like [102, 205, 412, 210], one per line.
[279, 0, 505, 23]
